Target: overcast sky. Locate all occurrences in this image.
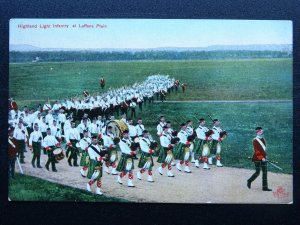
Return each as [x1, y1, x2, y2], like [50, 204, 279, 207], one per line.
[10, 19, 292, 49]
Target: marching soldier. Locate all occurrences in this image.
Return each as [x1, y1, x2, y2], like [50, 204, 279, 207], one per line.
[186, 120, 195, 163]
[100, 77, 105, 90]
[137, 130, 155, 182]
[156, 116, 166, 136]
[129, 100, 137, 118]
[194, 118, 212, 169]
[8, 127, 19, 179]
[86, 135, 105, 195]
[13, 121, 28, 164]
[181, 83, 187, 93]
[88, 118, 101, 137]
[102, 126, 118, 175]
[77, 118, 89, 139]
[29, 123, 43, 168]
[174, 123, 192, 173]
[42, 128, 61, 172]
[57, 109, 66, 136]
[135, 118, 145, 137]
[116, 130, 136, 187]
[127, 119, 138, 140]
[80, 129, 92, 177]
[157, 126, 175, 177]
[210, 119, 226, 167]
[65, 121, 81, 166]
[247, 127, 272, 191]
[49, 120, 62, 143]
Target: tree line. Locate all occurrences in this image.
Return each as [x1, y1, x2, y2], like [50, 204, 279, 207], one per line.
[9, 50, 292, 63]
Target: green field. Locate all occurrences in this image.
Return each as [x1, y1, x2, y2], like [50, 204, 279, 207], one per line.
[9, 59, 293, 174]
[10, 59, 292, 107]
[8, 174, 129, 202]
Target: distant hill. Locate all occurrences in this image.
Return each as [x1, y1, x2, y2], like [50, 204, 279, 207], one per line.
[10, 44, 292, 53]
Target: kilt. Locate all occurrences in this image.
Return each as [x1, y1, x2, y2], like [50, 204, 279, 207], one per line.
[116, 153, 134, 172]
[87, 159, 103, 180]
[108, 148, 118, 163]
[157, 147, 173, 164]
[80, 151, 90, 167]
[193, 138, 203, 155]
[138, 152, 154, 169]
[210, 140, 221, 155]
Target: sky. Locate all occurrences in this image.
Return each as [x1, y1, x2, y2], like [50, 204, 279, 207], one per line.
[10, 19, 292, 49]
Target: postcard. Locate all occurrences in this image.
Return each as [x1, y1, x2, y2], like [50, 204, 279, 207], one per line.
[8, 19, 293, 203]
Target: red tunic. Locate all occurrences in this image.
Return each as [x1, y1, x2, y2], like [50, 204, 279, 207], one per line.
[8, 137, 19, 160]
[252, 138, 266, 161]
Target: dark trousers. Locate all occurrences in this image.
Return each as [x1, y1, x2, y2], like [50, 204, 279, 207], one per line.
[138, 102, 143, 112]
[17, 140, 25, 163]
[32, 142, 41, 166]
[248, 161, 268, 189]
[8, 158, 16, 178]
[46, 150, 56, 171]
[131, 108, 136, 118]
[68, 140, 79, 166]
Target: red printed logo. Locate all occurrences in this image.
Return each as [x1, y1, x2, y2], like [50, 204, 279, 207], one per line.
[273, 186, 289, 198]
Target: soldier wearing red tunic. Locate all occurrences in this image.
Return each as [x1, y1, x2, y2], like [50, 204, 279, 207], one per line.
[247, 127, 272, 191]
[8, 127, 19, 179]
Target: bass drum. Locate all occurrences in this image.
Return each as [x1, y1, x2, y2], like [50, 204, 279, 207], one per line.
[106, 119, 128, 138]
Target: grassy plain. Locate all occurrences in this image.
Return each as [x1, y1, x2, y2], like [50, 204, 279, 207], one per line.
[9, 59, 292, 107]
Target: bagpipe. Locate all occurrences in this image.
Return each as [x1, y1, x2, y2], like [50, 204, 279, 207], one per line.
[205, 130, 214, 138]
[113, 137, 120, 145]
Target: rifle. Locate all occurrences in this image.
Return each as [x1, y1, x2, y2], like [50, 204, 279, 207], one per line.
[16, 157, 24, 174]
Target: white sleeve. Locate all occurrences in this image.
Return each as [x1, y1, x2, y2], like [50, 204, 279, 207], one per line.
[196, 128, 205, 140]
[160, 135, 170, 148]
[119, 141, 131, 154]
[139, 139, 150, 153]
[178, 132, 187, 144]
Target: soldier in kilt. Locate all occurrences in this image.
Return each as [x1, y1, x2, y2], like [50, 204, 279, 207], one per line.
[247, 127, 272, 191]
[194, 118, 212, 169]
[116, 130, 136, 187]
[29, 123, 43, 168]
[79, 129, 92, 177]
[137, 130, 155, 182]
[102, 126, 118, 175]
[65, 122, 81, 167]
[86, 136, 106, 195]
[174, 123, 192, 173]
[157, 126, 175, 177]
[210, 119, 226, 167]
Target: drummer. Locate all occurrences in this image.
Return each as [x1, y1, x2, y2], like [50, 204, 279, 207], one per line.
[42, 128, 61, 172]
[102, 126, 118, 175]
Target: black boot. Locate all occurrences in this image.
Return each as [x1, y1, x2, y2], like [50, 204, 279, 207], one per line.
[68, 157, 72, 166]
[263, 188, 272, 191]
[37, 156, 42, 168]
[247, 180, 251, 189]
[45, 162, 50, 171]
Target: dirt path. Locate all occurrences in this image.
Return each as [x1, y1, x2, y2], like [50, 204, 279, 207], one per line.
[16, 150, 293, 203]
